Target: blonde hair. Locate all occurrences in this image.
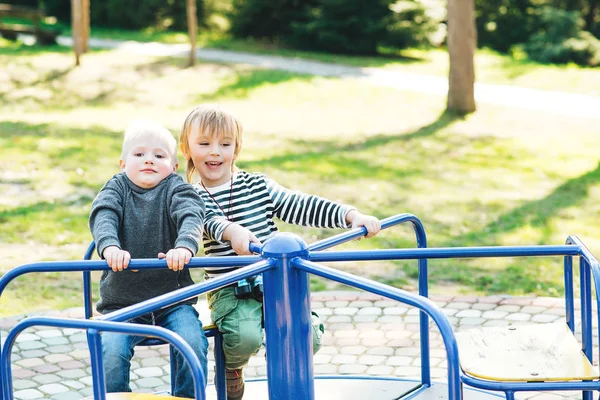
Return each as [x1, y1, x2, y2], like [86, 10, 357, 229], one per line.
[180, 105, 243, 183]
[121, 120, 177, 164]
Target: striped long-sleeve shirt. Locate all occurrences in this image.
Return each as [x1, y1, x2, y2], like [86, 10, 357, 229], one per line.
[197, 170, 355, 277]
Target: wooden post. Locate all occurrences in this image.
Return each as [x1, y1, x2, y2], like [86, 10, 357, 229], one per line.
[187, 0, 197, 66]
[447, 0, 476, 114]
[82, 0, 90, 52]
[71, 0, 83, 66]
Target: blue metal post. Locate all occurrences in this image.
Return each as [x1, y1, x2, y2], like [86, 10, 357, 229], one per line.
[580, 257, 593, 400]
[262, 233, 314, 400]
[563, 255, 574, 332]
[86, 329, 106, 400]
[412, 219, 430, 387]
[213, 331, 226, 400]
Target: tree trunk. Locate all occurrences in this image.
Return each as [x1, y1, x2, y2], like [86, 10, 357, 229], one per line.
[447, 0, 477, 114]
[71, 0, 83, 66]
[81, 0, 90, 52]
[187, 0, 198, 66]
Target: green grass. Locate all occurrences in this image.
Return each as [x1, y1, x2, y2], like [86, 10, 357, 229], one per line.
[1, 40, 600, 317]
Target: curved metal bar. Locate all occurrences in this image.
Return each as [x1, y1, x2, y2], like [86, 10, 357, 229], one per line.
[567, 235, 600, 375]
[292, 258, 462, 399]
[308, 245, 581, 263]
[97, 260, 275, 322]
[1, 317, 207, 400]
[306, 213, 431, 384]
[83, 242, 96, 319]
[308, 213, 426, 251]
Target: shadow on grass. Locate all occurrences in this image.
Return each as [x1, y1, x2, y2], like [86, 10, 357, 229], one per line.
[196, 68, 314, 102]
[239, 110, 462, 181]
[0, 120, 122, 140]
[421, 163, 600, 294]
[449, 162, 600, 247]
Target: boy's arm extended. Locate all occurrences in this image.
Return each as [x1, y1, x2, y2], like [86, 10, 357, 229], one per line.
[267, 177, 381, 237]
[89, 180, 131, 271]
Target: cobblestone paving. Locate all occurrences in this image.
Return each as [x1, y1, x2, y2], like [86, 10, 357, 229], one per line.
[1, 291, 598, 400]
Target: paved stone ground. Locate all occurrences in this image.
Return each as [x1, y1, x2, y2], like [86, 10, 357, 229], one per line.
[0, 291, 598, 400]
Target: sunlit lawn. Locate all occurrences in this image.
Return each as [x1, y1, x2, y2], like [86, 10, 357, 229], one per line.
[1, 39, 600, 316]
[78, 27, 600, 96]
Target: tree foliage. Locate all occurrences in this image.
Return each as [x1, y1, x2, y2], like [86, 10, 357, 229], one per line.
[229, 0, 437, 54]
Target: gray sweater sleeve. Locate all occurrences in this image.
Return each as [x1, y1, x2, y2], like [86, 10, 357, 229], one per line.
[170, 182, 205, 255]
[89, 178, 125, 258]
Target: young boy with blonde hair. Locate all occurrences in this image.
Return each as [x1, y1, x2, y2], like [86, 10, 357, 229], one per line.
[89, 120, 209, 398]
[179, 105, 381, 400]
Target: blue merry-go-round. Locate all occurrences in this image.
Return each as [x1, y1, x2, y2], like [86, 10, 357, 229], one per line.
[1, 213, 600, 399]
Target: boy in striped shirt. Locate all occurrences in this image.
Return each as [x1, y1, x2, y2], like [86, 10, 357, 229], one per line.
[180, 105, 381, 400]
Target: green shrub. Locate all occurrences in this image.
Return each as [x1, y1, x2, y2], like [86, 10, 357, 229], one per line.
[475, 0, 537, 53]
[524, 7, 600, 66]
[228, 0, 317, 39]
[287, 0, 391, 54]
[381, 0, 439, 49]
[289, 0, 436, 55]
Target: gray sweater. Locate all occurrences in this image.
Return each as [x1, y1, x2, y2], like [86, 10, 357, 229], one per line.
[89, 172, 205, 314]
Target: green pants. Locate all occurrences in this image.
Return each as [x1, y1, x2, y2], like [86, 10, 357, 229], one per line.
[208, 286, 324, 369]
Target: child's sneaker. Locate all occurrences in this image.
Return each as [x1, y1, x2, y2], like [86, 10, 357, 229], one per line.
[225, 367, 244, 400]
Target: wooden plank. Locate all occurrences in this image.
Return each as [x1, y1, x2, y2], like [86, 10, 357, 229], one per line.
[0, 4, 44, 19]
[94, 379, 502, 400]
[456, 322, 599, 382]
[203, 379, 501, 399]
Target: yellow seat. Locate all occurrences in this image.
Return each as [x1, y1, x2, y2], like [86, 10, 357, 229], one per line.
[87, 393, 189, 400]
[455, 322, 599, 382]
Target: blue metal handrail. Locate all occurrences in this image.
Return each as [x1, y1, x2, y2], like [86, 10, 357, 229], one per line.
[0, 317, 207, 400]
[0, 213, 430, 400]
[294, 258, 461, 398]
[308, 245, 581, 262]
[0, 262, 276, 400]
[2, 218, 599, 400]
[0, 255, 261, 299]
[309, 213, 427, 251]
[306, 212, 431, 385]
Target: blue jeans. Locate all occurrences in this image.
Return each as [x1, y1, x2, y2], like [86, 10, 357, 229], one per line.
[101, 304, 209, 398]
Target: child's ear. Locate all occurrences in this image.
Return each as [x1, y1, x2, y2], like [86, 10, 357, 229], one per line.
[173, 162, 179, 172]
[180, 143, 190, 160]
[119, 160, 126, 170]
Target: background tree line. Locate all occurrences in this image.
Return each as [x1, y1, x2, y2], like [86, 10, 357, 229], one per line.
[9, 0, 600, 66]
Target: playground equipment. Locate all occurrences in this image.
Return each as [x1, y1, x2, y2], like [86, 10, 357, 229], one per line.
[1, 213, 600, 399]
